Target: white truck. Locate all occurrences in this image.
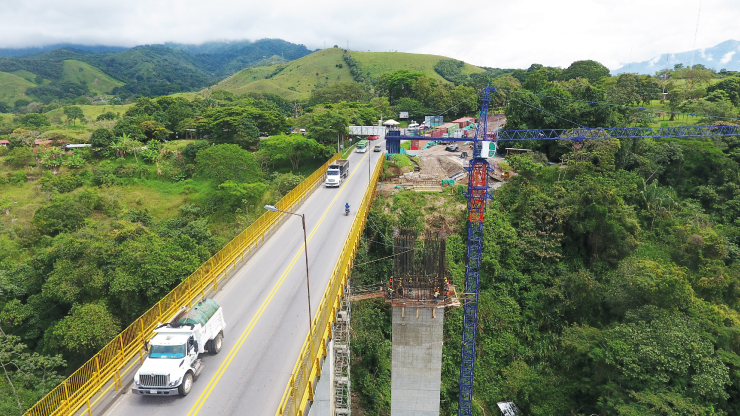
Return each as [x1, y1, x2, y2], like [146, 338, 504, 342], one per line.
[132, 298, 226, 396]
[325, 159, 350, 187]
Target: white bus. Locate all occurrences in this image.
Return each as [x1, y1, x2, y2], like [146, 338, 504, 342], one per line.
[355, 139, 369, 153]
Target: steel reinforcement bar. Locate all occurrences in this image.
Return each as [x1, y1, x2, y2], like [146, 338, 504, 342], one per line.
[275, 152, 383, 416]
[25, 153, 341, 416]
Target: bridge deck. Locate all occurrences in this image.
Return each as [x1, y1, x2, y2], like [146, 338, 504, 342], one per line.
[97, 144, 386, 416]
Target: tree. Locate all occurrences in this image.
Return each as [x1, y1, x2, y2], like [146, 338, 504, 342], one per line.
[139, 120, 169, 142]
[31, 197, 91, 236]
[90, 128, 115, 148]
[559, 60, 611, 83]
[235, 118, 260, 148]
[195, 144, 262, 184]
[218, 181, 269, 207]
[376, 70, 426, 103]
[195, 106, 288, 143]
[306, 110, 349, 146]
[4, 147, 33, 168]
[0, 334, 66, 415]
[310, 82, 369, 104]
[258, 134, 329, 170]
[63, 106, 85, 126]
[112, 117, 145, 141]
[706, 76, 740, 106]
[182, 140, 210, 162]
[17, 113, 50, 128]
[46, 302, 121, 361]
[95, 111, 117, 121]
[110, 133, 143, 162]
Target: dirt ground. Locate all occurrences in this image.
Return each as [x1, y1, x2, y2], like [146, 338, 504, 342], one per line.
[408, 142, 507, 189]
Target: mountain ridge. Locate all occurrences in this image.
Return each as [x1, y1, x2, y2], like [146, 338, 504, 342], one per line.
[613, 39, 740, 75]
[0, 39, 317, 103]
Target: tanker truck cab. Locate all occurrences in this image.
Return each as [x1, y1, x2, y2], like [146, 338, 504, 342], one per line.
[132, 299, 225, 396]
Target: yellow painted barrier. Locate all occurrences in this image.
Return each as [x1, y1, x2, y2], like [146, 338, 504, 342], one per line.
[25, 153, 341, 416]
[275, 153, 383, 416]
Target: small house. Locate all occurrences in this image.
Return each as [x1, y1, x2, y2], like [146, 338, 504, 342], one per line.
[0, 140, 9, 147]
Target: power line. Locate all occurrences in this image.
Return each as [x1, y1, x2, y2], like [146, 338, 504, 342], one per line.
[508, 97, 588, 128]
[353, 248, 415, 267]
[503, 89, 740, 122]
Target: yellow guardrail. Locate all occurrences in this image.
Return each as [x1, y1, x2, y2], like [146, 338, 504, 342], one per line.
[26, 153, 341, 416]
[275, 152, 383, 416]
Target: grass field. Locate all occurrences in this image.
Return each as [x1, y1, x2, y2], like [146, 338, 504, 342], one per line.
[61, 60, 124, 94]
[45, 103, 135, 122]
[0, 71, 36, 105]
[215, 48, 355, 99]
[212, 48, 487, 100]
[351, 51, 485, 82]
[642, 99, 710, 127]
[169, 92, 202, 100]
[10, 69, 38, 83]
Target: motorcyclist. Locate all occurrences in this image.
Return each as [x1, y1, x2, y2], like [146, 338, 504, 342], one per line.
[345, 202, 350, 213]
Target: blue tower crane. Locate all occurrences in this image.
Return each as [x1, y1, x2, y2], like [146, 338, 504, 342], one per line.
[384, 86, 740, 416]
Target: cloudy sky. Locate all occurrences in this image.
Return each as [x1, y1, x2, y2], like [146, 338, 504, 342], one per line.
[1, 0, 737, 70]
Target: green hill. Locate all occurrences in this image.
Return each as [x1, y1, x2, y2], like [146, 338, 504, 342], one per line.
[215, 48, 354, 99]
[212, 48, 486, 99]
[60, 60, 123, 94]
[351, 51, 485, 82]
[0, 71, 35, 104]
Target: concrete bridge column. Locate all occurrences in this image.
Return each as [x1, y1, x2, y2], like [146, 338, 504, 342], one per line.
[391, 306, 444, 416]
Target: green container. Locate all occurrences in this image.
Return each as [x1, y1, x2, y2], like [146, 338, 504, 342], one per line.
[179, 298, 219, 326]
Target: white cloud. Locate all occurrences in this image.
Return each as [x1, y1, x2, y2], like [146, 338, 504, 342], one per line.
[720, 51, 736, 64]
[648, 55, 662, 67]
[0, 0, 738, 70]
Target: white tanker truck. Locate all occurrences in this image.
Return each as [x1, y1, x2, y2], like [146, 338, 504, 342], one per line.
[132, 298, 226, 396]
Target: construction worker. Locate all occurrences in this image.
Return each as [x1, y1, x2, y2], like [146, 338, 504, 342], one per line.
[434, 288, 440, 303]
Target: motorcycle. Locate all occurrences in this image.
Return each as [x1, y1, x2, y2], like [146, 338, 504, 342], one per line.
[345, 206, 350, 216]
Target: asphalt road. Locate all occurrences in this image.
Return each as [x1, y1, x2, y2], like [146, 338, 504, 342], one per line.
[100, 143, 385, 416]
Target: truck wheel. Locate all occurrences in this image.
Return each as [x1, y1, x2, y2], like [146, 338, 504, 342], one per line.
[178, 372, 193, 396]
[212, 333, 223, 354]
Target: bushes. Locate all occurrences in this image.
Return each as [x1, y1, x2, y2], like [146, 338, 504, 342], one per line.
[182, 140, 209, 162]
[5, 147, 33, 168]
[32, 197, 91, 236]
[8, 170, 27, 185]
[38, 171, 84, 193]
[90, 128, 115, 148]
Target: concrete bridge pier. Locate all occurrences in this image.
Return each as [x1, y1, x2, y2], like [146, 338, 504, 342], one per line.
[391, 305, 444, 416]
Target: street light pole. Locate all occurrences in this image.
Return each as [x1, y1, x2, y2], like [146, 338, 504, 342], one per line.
[263, 205, 313, 356]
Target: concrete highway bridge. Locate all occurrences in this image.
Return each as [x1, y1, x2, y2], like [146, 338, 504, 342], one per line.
[27, 142, 386, 416]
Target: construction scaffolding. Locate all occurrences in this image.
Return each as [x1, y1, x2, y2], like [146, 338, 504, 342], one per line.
[388, 230, 448, 305]
[333, 286, 351, 415]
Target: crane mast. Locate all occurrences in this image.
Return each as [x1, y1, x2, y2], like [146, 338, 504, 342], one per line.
[459, 86, 495, 415]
